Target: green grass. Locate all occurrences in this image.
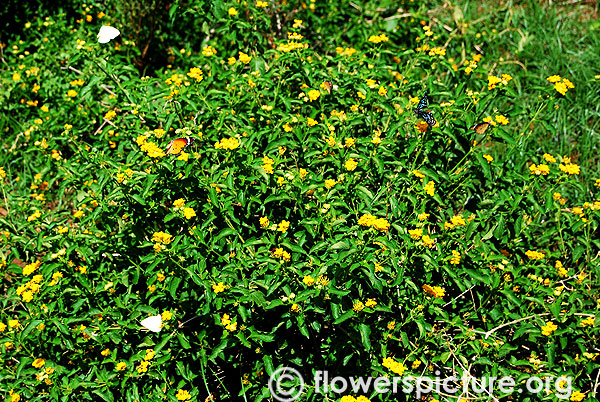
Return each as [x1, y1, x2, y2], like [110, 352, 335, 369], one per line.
[0, 1, 599, 401]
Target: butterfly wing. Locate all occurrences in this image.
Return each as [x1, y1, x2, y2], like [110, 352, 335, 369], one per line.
[419, 111, 437, 127]
[140, 315, 162, 332]
[470, 122, 490, 135]
[322, 81, 333, 94]
[415, 91, 429, 113]
[166, 137, 191, 155]
[97, 26, 120, 43]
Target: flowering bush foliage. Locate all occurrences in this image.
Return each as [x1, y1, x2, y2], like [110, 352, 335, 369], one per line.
[0, 1, 599, 401]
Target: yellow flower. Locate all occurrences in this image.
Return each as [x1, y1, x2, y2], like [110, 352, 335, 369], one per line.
[353, 301, 365, 312]
[307, 89, 320, 101]
[213, 282, 226, 293]
[12, 72, 21, 81]
[423, 284, 445, 298]
[540, 321, 557, 336]
[116, 362, 126, 371]
[152, 231, 173, 244]
[202, 46, 217, 56]
[32, 358, 46, 368]
[382, 357, 407, 375]
[260, 216, 269, 228]
[424, 180, 435, 196]
[9, 390, 21, 402]
[256, 0, 268, 7]
[325, 179, 337, 189]
[173, 198, 186, 208]
[228, 7, 238, 16]
[186, 67, 203, 82]
[449, 250, 461, 265]
[495, 115, 509, 125]
[547, 75, 562, 83]
[378, 86, 387, 96]
[529, 164, 550, 175]
[483, 154, 493, 163]
[278, 220, 290, 232]
[580, 316, 595, 327]
[307, 117, 318, 126]
[422, 235, 435, 248]
[543, 153, 556, 163]
[290, 303, 301, 313]
[525, 250, 545, 260]
[303, 275, 315, 286]
[569, 391, 586, 402]
[559, 163, 580, 175]
[104, 110, 117, 120]
[345, 158, 358, 171]
[365, 298, 377, 308]
[176, 389, 192, 401]
[214, 137, 240, 150]
[183, 207, 196, 219]
[409, 228, 423, 240]
[23, 260, 41, 276]
[238, 51, 252, 64]
[373, 218, 390, 231]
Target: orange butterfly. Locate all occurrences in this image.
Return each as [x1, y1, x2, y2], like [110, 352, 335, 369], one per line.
[470, 122, 490, 135]
[165, 137, 193, 155]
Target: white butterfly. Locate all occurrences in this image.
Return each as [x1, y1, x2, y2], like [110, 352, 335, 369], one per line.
[140, 314, 162, 332]
[97, 25, 120, 44]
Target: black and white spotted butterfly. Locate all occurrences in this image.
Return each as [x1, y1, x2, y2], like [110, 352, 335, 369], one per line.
[414, 91, 437, 127]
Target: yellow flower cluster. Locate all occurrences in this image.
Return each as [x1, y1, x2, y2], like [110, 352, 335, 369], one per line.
[340, 395, 371, 402]
[136, 135, 165, 158]
[540, 321, 557, 336]
[428, 47, 446, 56]
[23, 260, 41, 276]
[152, 231, 173, 252]
[409, 228, 423, 240]
[449, 250, 461, 265]
[368, 34, 388, 43]
[262, 156, 275, 174]
[214, 137, 240, 150]
[488, 74, 512, 90]
[422, 235, 435, 248]
[276, 41, 308, 52]
[238, 51, 251, 64]
[424, 180, 435, 196]
[16, 274, 44, 302]
[212, 282, 226, 293]
[547, 75, 574, 95]
[303, 275, 315, 286]
[559, 162, 580, 175]
[529, 163, 550, 175]
[382, 357, 407, 375]
[336, 47, 357, 57]
[464, 54, 482, 74]
[353, 301, 364, 312]
[357, 214, 390, 231]
[221, 314, 237, 331]
[202, 45, 217, 56]
[345, 158, 358, 171]
[580, 315, 595, 327]
[423, 284, 445, 298]
[272, 247, 291, 262]
[186, 67, 203, 82]
[525, 250, 545, 260]
[176, 389, 192, 401]
[307, 89, 320, 101]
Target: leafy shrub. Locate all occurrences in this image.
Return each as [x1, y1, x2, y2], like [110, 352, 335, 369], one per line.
[0, 1, 598, 401]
